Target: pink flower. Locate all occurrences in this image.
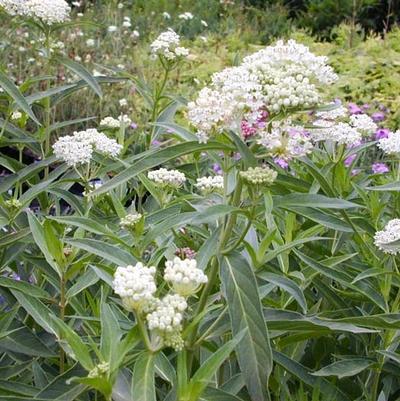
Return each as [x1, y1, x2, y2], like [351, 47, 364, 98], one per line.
[348, 103, 362, 115]
[375, 128, 390, 140]
[344, 154, 357, 167]
[372, 162, 389, 174]
[274, 158, 288, 169]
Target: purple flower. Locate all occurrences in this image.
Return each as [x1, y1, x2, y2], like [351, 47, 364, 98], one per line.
[361, 103, 370, 110]
[344, 154, 357, 167]
[375, 128, 390, 140]
[351, 169, 361, 176]
[372, 162, 389, 174]
[212, 163, 222, 175]
[130, 122, 138, 129]
[348, 103, 363, 115]
[274, 158, 288, 169]
[151, 140, 161, 147]
[371, 112, 385, 122]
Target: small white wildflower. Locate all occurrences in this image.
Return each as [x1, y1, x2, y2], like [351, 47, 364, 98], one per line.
[148, 168, 186, 188]
[86, 38, 95, 47]
[120, 213, 142, 229]
[349, 114, 377, 134]
[132, 30, 140, 38]
[11, 111, 22, 120]
[378, 130, 400, 155]
[107, 25, 118, 33]
[164, 257, 208, 297]
[178, 12, 193, 20]
[122, 20, 131, 28]
[162, 11, 171, 19]
[374, 219, 400, 255]
[113, 262, 157, 311]
[119, 98, 128, 107]
[195, 176, 224, 193]
[311, 121, 362, 146]
[0, 0, 71, 24]
[53, 128, 122, 166]
[201, 20, 208, 27]
[150, 29, 189, 61]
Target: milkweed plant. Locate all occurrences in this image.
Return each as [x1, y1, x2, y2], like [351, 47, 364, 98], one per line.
[0, 1, 400, 401]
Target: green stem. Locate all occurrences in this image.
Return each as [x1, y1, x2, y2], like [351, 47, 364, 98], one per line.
[135, 313, 154, 352]
[59, 273, 66, 373]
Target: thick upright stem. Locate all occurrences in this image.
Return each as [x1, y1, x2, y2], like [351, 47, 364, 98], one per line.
[59, 273, 66, 373]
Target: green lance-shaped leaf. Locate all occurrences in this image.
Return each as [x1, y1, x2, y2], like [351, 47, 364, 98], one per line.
[131, 352, 156, 401]
[0, 70, 40, 125]
[311, 358, 374, 379]
[50, 316, 94, 372]
[186, 330, 246, 401]
[273, 351, 351, 401]
[56, 57, 103, 97]
[220, 253, 273, 401]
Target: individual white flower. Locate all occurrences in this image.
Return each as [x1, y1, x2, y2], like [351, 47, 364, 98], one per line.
[132, 30, 140, 39]
[122, 20, 131, 28]
[240, 166, 277, 185]
[100, 116, 120, 129]
[311, 121, 362, 146]
[257, 120, 313, 160]
[86, 38, 95, 47]
[53, 128, 122, 166]
[164, 257, 208, 296]
[150, 29, 189, 60]
[113, 262, 157, 311]
[120, 213, 142, 229]
[11, 111, 22, 120]
[349, 114, 377, 134]
[162, 11, 171, 19]
[201, 20, 208, 27]
[119, 98, 128, 107]
[107, 25, 118, 33]
[378, 130, 400, 155]
[178, 12, 193, 20]
[148, 168, 186, 188]
[374, 219, 400, 255]
[0, 0, 70, 24]
[195, 176, 224, 193]
[117, 2, 123, 8]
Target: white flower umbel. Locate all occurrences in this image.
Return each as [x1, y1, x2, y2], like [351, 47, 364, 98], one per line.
[311, 121, 362, 146]
[188, 40, 336, 141]
[113, 263, 157, 311]
[374, 219, 400, 255]
[146, 294, 187, 350]
[164, 257, 208, 297]
[257, 120, 313, 160]
[240, 166, 277, 185]
[100, 115, 131, 129]
[120, 213, 142, 229]
[349, 114, 377, 135]
[195, 176, 224, 193]
[53, 129, 122, 166]
[316, 104, 348, 120]
[0, 0, 71, 24]
[148, 168, 186, 188]
[150, 29, 189, 60]
[377, 130, 400, 155]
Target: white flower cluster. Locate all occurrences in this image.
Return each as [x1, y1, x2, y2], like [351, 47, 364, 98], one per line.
[378, 130, 400, 155]
[150, 29, 189, 60]
[100, 115, 131, 129]
[374, 219, 400, 255]
[188, 40, 337, 142]
[188, 66, 263, 142]
[53, 129, 122, 166]
[148, 168, 186, 188]
[113, 263, 157, 311]
[114, 256, 208, 351]
[178, 12, 193, 20]
[310, 105, 376, 146]
[0, 0, 70, 24]
[195, 176, 224, 193]
[240, 166, 277, 185]
[120, 213, 142, 230]
[257, 120, 313, 160]
[164, 257, 208, 296]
